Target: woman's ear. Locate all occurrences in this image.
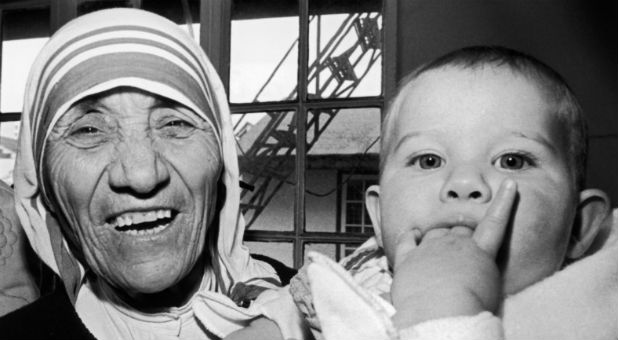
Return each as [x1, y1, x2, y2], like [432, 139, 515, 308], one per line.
[566, 189, 610, 260]
[365, 185, 383, 247]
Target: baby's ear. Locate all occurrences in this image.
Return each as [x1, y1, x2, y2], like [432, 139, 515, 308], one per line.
[566, 189, 610, 260]
[365, 185, 383, 247]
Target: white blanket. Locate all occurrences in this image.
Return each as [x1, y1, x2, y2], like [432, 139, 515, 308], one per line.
[305, 209, 618, 340]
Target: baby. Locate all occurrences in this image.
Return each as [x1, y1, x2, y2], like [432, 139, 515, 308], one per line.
[288, 45, 616, 340]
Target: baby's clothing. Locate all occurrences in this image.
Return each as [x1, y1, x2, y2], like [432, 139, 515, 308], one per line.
[289, 209, 618, 340]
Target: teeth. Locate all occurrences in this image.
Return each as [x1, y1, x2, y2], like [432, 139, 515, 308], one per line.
[132, 211, 157, 225]
[113, 209, 171, 227]
[124, 223, 169, 236]
[110, 209, 173, 234]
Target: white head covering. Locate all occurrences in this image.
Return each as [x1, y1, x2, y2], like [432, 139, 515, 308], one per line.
[13, 8, 277, 303]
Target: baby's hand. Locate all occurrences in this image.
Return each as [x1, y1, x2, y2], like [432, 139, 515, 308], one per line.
[390, 179, 517, 329]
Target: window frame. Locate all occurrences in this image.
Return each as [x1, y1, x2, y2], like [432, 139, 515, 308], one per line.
[340, 173, 378, 235]
[0, 1, 49, 123]
[206, 0, 397, 268]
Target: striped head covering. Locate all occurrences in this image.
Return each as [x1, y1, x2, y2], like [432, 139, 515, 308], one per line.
[13, 8, 277, 307]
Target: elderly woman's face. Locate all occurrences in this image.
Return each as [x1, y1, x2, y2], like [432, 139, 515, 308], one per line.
[45, 88, 221, 296]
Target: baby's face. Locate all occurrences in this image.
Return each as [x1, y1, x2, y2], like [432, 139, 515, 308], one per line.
[378, 66, 576, 295]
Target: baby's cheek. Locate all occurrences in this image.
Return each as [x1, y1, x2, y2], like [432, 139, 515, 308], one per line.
[505, 187, 573, 269]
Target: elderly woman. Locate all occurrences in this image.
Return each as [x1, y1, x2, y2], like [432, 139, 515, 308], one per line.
[0, 8, 302, 340]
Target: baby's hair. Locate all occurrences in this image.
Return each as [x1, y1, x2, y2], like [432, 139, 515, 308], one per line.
[381, 45, 587, 190]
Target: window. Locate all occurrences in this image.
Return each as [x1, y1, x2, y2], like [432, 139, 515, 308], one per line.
[341, 174, 377, 256]
[342, 174, 377, 235]
[0, 6, 51, 185]
[220, 0, 395, 268]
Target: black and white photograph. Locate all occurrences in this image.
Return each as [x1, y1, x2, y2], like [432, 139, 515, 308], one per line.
[0, 1, 616, 339]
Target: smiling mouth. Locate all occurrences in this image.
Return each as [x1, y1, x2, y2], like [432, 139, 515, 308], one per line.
[107, 209, 177, 236]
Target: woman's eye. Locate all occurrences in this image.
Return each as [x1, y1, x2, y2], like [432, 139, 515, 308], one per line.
[497, 153, 534, 170]
[71, 126, 101, 135]
[410, 154, 443, 169]
[159, 118, 196, 138]
[165, 120, 193, 128]
[65, 124, 108, 148]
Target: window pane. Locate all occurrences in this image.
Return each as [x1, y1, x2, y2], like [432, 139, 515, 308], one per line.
[342, 174, 377, 235]
[307, 2, 382, 99]
[0, 121, 20, 185]
[235, 111, 296, 231]
[363, 207, 373, 229]
[304, 242, 338, 264]
[141, 0, 201, 42]
[304, 241, 366, 265]
[345, 202, 363, 225]
[342, 242, 363, 258]
[304, 169, 336, 232]
[1, 8, 50, 113]
[346, 226, 362, 233]
[230, 1, 299, 103]
[346, 178, 365, 200]
[78, 0, 135, 15]
[305, 107, 380, 232]
[142, 0, 200, 24]
[246, 241, 293, 268]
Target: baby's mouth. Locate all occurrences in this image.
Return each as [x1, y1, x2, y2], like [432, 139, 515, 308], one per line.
[420, 219, 479, 239]
[107, 209, 177, 236]
[450, 224, 475, 229]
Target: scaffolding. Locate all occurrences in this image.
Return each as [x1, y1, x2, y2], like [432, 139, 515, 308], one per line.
[235, 12, 382, 228]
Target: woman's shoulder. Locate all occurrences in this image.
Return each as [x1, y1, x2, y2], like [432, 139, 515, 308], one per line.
[0, 288, 97, 340]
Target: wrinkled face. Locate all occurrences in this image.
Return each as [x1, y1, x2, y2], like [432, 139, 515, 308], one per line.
[45, 88, 221, 297]
[379, 66, 577, 295]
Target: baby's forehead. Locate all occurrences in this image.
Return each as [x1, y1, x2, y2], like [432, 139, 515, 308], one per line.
[387, 64, 569, 146]
[397, 65, 559, 119]
[407, 64, 541, 94]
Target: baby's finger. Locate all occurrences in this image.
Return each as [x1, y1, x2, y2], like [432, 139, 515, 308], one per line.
[394, 228, 421, 270]
[451, 226, 473, 237]
[473, 179, 517, 257]
[423, 227, 449, 240]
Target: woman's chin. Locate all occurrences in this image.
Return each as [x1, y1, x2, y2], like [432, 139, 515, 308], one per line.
[107, 263, 183, 293]
[120, 273, 180, 295]
[105, 258, 205, 309]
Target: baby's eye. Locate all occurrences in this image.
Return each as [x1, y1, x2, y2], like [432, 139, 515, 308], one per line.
[496, 153, 535, 170]
[409, 153, 443, 169]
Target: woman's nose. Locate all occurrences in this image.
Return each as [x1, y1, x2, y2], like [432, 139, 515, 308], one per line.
[108, 138, 170, 195]
[440, 165, 491, 203]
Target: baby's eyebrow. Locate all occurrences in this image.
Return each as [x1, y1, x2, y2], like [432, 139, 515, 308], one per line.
[392, 130, 434, 153]
[508, 131, 557, 152]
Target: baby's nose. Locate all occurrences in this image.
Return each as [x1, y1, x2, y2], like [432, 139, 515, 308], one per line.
[440, 166, 491, 203]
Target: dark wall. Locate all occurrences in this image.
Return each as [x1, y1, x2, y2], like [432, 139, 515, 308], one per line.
[396, 0, 618, 205]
